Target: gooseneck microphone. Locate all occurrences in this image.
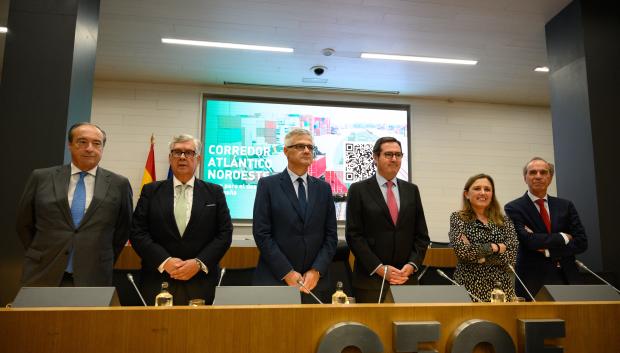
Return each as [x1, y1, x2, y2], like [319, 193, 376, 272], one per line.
[126, 273, 148, 306]
[576, 260, 620, 293]
[217, 268, 226, 287]
[378, 265, 388, 304]
[296, 279, 324, 304]
[508, 264, 536, 302]
[436, 269, 482, 302]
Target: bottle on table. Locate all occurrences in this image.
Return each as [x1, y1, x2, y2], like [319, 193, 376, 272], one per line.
[490, 281, 506, 303]
[331, 281, 350, 304]
[155, 282, 173, 306]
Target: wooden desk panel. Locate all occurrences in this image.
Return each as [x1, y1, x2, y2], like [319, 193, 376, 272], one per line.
[115, 245, 456, 270]
[1, 302, 618, 353]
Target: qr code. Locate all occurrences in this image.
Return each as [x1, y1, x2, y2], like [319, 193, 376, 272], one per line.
[344, 142, 375, 182]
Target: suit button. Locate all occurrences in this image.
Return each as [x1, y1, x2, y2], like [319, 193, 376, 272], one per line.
[65, 251, 69, 255]
[74, 229, 78, 233]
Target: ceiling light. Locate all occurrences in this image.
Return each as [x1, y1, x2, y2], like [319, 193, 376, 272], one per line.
[161, 38, 293, 53]
[534, 66, 549, 72]
[361, 52, 477, 65]
[0, 27, 8, 33]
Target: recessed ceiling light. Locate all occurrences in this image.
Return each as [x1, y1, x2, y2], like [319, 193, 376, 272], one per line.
[161, 38, 293, 53]
[534, 66, 550, 72]
[361, 52, 477, 65]
[0, 27, 8, 33]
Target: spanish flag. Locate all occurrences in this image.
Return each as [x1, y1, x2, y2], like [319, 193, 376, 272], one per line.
[141, 134, 156, 191]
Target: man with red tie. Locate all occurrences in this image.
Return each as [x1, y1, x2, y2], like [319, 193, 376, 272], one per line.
[505, 157, 588, 299]
[346, 137, 430, 303]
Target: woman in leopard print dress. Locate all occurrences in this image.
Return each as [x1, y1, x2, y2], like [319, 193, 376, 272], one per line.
[448, 173, 518, 302]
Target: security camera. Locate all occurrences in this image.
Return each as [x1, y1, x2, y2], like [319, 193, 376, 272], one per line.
[311, 65, 327, 76]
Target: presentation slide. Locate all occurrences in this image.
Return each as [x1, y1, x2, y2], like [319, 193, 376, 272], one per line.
[202, 97, 409, 220]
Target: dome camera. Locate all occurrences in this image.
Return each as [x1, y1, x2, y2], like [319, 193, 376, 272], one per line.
[311, 65, 327, 76]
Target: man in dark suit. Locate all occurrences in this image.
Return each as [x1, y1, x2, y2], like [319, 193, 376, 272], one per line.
[345, 137, 430, 303]
[130, 134, 232, 305]
[16, 122, 133, 287]
[504, 157, 588, 299]
[252, 128, 338, 303]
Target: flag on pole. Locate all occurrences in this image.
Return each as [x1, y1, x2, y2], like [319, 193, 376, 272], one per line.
[141, 134, 156, 191]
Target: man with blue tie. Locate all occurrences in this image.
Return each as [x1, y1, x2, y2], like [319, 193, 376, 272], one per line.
[505, 157, 588, 299]
[16, 123, 133, 287]
[252, 128, 338, 303]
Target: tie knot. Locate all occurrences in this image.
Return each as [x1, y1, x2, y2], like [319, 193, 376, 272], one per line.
[387, 180, 393, 188]
[297, 177, 304, 185]
[78, 171, 87, 179]
[535, 198, 545, 207]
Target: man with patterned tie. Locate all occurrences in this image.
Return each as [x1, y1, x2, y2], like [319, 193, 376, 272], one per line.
[345, 137, 430, 303]
[130, 134, 232, 305]
[252, 128, 337, 303]
[16, 122, 133, 287]
[505, 157, 588, 299]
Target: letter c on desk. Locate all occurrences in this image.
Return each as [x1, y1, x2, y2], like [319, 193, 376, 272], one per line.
[448, 319, 516, 353]
[316, 322, 383, 353]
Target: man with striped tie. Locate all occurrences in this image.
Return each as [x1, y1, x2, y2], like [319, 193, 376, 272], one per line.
[16, 122, 133, 287]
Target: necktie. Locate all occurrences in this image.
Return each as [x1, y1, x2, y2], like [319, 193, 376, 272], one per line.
[297, 177, 307, 217]
[67, 171, 87, 273]
[175, 184, 189, 236]
[535, 198, 551, 233]
[386, 180, 398, 225]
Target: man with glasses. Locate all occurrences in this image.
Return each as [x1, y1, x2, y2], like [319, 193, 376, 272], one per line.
[130, 134, 232, 305]
[252, 128, 337, 303]
[504, 157, 588, 299]
[16, 122, 133, 287]
[345, 136, 430, 302]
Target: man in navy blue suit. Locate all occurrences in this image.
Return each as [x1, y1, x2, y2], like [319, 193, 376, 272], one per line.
[252, 128, 338, 303]
[505, 157, 588, 299]
[130, 134, 233, 305]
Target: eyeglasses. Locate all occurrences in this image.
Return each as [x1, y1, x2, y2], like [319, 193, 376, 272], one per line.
[383, 152, 404, 160]
[287, 144, 316, 152]
[75, 139, 103, 150]
[170, 150, 198, 158]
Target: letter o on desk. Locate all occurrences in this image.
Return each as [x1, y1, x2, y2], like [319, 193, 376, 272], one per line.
[448, 319, 515, 353]
[316, 322, 383, 353]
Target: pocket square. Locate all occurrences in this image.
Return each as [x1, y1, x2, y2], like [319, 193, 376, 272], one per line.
[206, 203, 216, 207]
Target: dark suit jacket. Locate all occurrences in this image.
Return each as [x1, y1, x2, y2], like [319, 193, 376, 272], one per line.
[16, 165, 133, 286]
[252, 170, 338, 288]
[129, 179, 233, 305]
[504, 192, 588, 296]
[345, 176, 430, 290]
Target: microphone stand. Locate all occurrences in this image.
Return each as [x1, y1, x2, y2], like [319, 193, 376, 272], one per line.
[297, 279, 324, 304]
[436, 269, 483, 302]
[508, 264, 536, 301]
[217, 268, 226, 287]
[378, 265, 388, 304]
[126, 273, 148, 306]
[576, 260, 620, 293]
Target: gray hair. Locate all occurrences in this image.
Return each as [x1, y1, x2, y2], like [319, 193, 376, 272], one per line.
[284, 128, 313, 147]
[67, 122, 107, 146]
[523, 157, 554, 177]
[169, 134, 202, 154]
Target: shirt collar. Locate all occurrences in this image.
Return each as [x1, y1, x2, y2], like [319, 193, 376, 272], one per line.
[173, 175, 195, 189]
[71, 163, 97, 177]
[527, 190, 548, 203]
[287, 167, 308, 184]
[376, 173, 397, 188]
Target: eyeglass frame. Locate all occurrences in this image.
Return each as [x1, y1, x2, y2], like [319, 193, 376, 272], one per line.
[170, 149, 199, 158]
[382, 152, 404, 160]
[286, 144, 316, 152]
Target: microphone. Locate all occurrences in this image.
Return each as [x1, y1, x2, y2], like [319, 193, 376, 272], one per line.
[296, 279, 324, 304]
[508, 264, 536, 302]
[436, 269, 482, 302]
[378, 265, 388, 304]
[217, 268, 226, 287]
[126, 273, 148, 306]
[576, 260, 620, 293]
